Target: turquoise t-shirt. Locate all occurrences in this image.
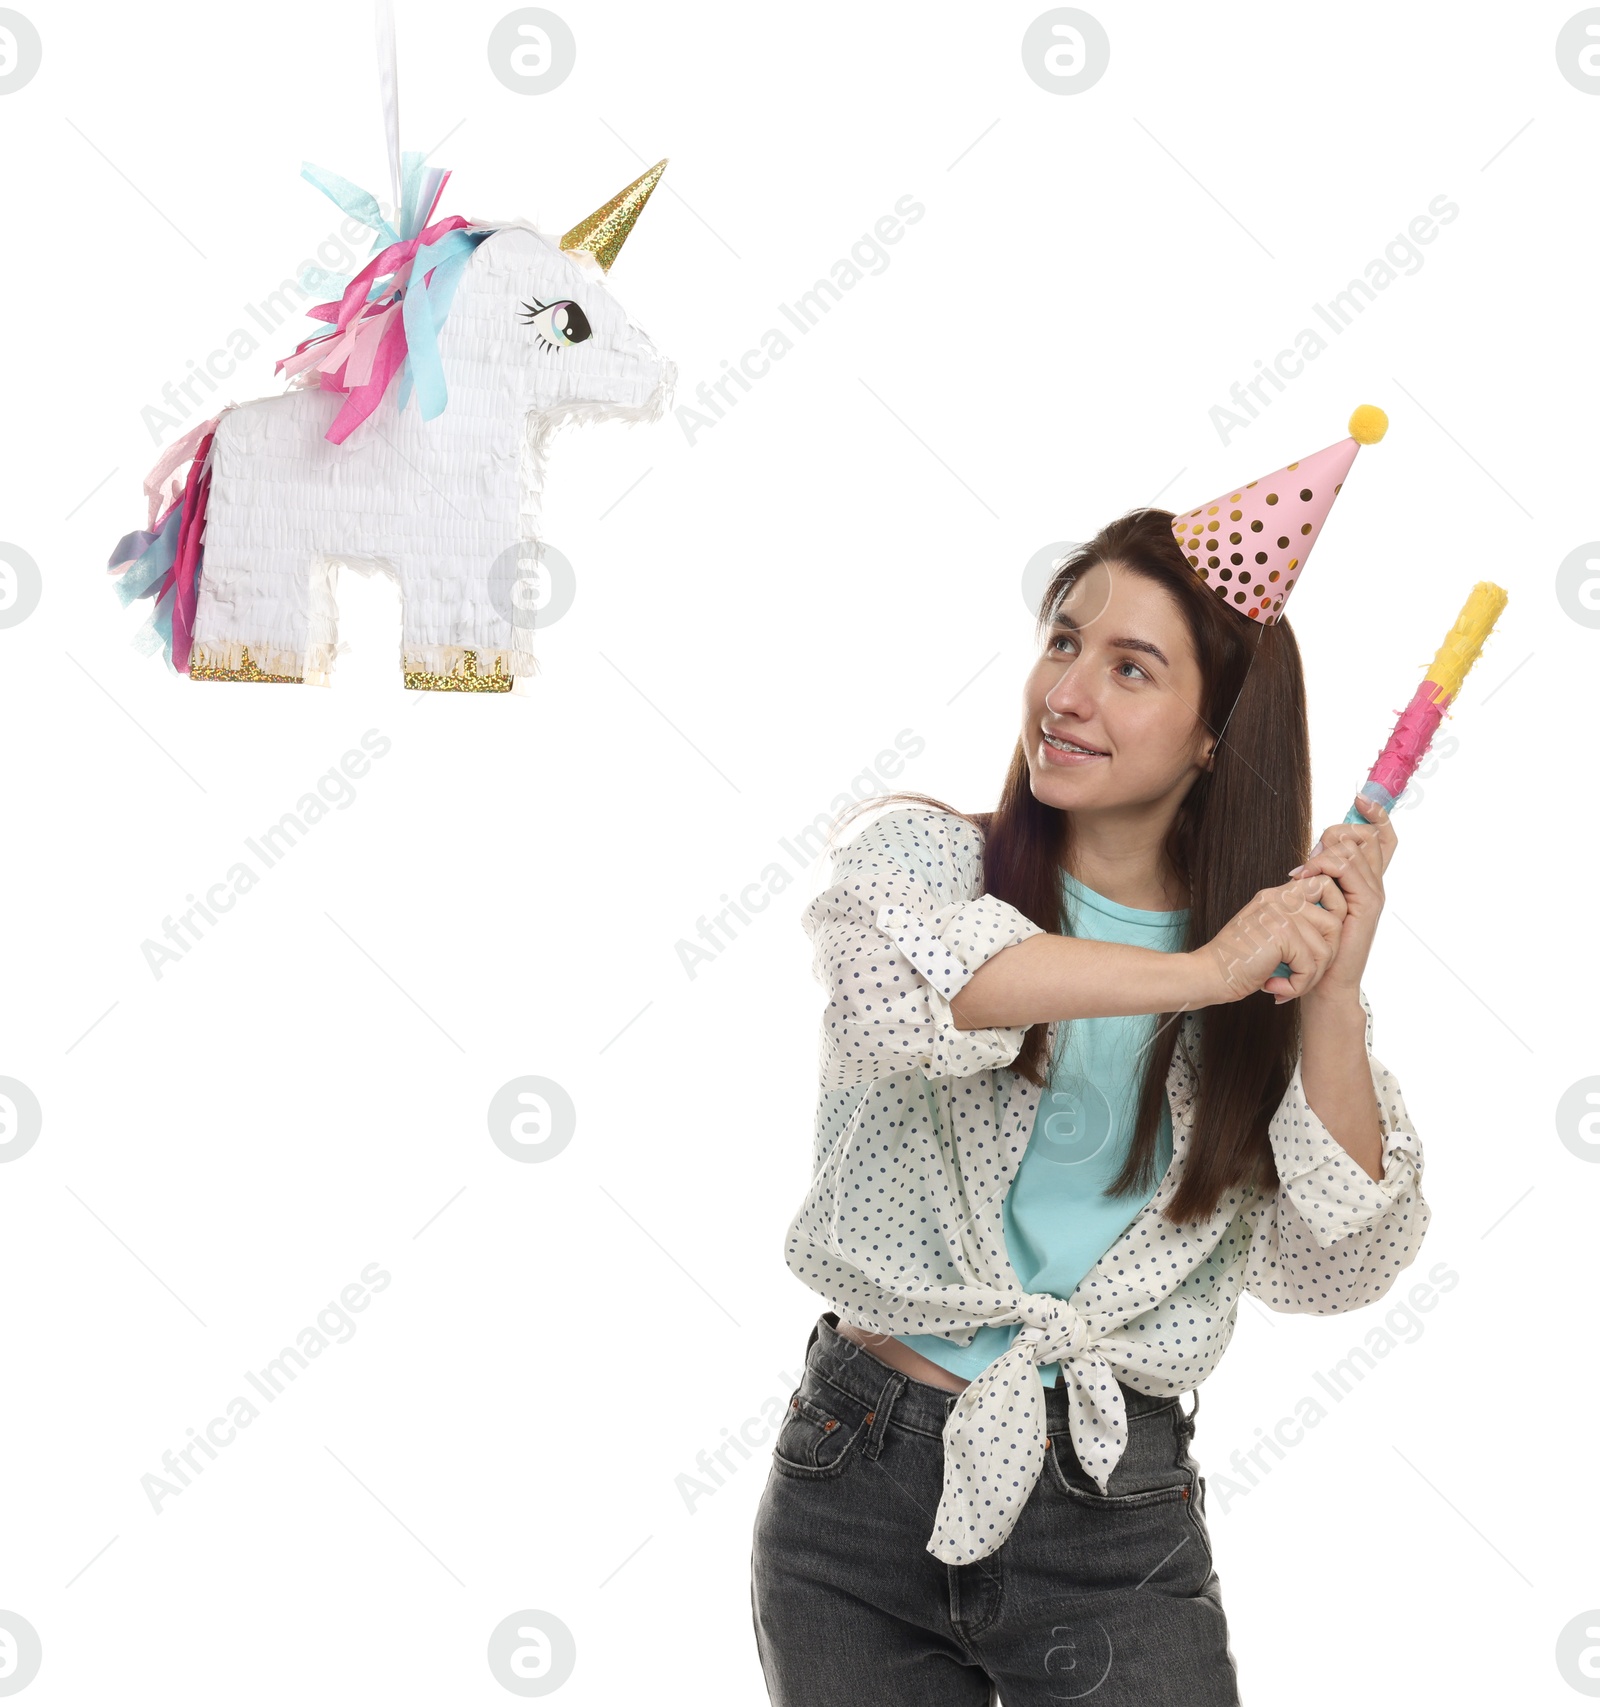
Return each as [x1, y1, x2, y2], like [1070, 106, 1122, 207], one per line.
[896, 870, 1189, 1388]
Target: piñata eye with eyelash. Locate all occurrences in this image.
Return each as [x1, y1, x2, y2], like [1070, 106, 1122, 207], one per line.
[517, 295, 593, 351]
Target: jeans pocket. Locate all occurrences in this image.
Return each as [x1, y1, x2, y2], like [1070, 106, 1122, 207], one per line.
[1044, 1399, 1186, 1505]
[1043, 1445, 1213, 1589]
[1047, 1470, 1192, 1511]
[771, 1380, 868, 1480]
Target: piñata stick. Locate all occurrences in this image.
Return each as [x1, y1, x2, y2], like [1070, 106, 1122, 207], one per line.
[1270, 581, 1510, 979]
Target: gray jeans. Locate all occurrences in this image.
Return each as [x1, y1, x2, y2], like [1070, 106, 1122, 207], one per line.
[751, 1311, 1240, 1705]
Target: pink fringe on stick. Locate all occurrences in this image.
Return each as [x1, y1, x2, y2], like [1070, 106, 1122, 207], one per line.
[1367, 680, 1452, 799]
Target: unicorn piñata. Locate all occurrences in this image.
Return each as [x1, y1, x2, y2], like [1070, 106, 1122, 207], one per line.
[106, 151, 674, 692]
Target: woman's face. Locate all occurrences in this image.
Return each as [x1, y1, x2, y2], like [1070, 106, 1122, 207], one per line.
[1022, 559, 1214, 818]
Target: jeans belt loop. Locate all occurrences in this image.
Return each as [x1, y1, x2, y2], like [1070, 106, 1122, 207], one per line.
[861, 1370, 906, 1462]
[1177, 1386, 1199, 1443]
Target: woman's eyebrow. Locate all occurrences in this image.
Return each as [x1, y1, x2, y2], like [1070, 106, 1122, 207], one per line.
[1049, 612, 1169, 669]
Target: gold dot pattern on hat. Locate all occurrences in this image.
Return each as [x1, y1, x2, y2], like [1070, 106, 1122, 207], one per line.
[1167, 411, 1378, 624]
[1178, 476, 1313, 616]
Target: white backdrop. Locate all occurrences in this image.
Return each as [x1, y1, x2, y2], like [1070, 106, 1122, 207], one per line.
[1, 1, 1593, 1700]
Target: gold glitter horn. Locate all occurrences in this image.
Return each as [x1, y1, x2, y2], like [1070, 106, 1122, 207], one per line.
[559, 158, 668, 273]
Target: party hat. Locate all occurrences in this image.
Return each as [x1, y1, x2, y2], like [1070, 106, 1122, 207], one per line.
[1172, 405, 1388, 625]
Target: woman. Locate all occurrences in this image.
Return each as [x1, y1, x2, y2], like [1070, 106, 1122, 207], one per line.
[750, 467, 1430, 1704]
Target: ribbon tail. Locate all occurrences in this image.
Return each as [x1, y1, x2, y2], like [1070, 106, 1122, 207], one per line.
[300, 160, 399, 248]
[107, 525, 160, 572]
[277, 335, 343, 382]
[1062, 1351, 1129, 1495]
[420, 167, 450, 228]
[341, 305, 399, 388]
[401, 250, 446, 419]
[398, 148, 427, 239]
[141, 415, 222, 530]
[926, 1341, 1048, 1566]
[323, 312, 409, 444]
[133, 577, 179, 669]
[168, 436, 216, 674]
[110, 500, 184, 606]
[404, 232, 479, 420]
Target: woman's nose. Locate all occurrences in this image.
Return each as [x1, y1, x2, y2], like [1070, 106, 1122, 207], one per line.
[1044, 666, 1092, 716]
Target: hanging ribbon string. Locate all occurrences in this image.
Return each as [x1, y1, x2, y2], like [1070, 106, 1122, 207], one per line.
[375, 0, 403, 231]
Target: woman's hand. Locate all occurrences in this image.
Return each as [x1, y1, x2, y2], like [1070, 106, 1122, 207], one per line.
[1189, 872, 1349, 1006]
[1278, 792, 1396, 1006]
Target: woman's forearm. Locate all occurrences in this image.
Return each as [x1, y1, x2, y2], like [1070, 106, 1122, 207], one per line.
[950, 934, 1218, 1030]
[1298, 993, 1383, 1180]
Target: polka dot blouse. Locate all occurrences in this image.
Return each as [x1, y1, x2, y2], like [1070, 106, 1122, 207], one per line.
[784, 807, 1430, 1566]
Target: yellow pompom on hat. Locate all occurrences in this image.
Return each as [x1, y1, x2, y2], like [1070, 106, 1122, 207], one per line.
[1172, 406, 1388, 626]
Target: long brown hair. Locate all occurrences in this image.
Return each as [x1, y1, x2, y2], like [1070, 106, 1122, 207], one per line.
[845, 506, 1313, 1223]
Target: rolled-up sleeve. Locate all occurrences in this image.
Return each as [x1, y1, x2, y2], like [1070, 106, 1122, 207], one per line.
[802, 809, 1044, 1089]
[1243, 988, 1430, 1314]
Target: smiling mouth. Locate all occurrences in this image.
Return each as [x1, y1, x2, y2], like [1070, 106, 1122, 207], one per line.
[1043, 733, 1108, 757]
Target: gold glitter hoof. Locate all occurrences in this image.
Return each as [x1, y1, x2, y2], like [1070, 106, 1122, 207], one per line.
[189, 646, 304, 684]
[403, 650, 514, 693]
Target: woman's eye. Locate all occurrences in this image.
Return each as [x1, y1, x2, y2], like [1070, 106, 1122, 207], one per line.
[1048, 635, 1145, 679]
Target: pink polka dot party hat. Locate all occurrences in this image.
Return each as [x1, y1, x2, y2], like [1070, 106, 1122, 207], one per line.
[1171, 404, 1387, 625]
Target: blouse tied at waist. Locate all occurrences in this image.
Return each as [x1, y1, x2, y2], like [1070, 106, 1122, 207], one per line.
[930, 1292, 1130, 1566]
